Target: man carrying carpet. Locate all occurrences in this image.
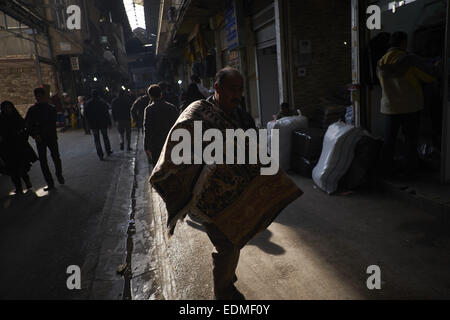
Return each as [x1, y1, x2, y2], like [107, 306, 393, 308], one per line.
[150, 67, 302, 300]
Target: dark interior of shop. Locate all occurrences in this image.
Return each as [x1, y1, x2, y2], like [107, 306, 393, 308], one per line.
[366, 0, 447, 179]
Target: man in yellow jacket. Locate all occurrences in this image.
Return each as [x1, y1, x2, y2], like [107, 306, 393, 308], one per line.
[377, 31, 436, 177]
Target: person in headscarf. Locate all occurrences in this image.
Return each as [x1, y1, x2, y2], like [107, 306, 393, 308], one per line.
[0, 101, 38, 195]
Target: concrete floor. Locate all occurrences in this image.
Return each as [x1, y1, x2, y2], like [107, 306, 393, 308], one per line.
[2, 127, 450, 300]
[238, 176, 450, 299]
[0, 128, 135, 299]
[148, 172, 450, 300]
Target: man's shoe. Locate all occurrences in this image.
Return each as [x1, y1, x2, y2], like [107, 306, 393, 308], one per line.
[127, 147, 132, 151]
[44, 185, 55, 191]
[57, 175, 65, 185]
[230, 287, 245, 300]
[215, 285, 245, 300]
[107, 150, 113, 156]
[120, 143, 124, 150]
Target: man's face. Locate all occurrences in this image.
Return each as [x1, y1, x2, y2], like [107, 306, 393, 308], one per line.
[214, 74, 244, 112]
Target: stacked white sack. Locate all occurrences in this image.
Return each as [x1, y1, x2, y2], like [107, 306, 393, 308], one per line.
[312, 121, 363, 194]
[268, 115, 308, 171]
[267, 119, 276, 155]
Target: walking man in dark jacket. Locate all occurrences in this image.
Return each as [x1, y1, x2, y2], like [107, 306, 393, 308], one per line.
[85, 90, 113, 160]
[112, 89, 133, 151]
[25, 87, 65, 191]
[144, 84, 179, 166]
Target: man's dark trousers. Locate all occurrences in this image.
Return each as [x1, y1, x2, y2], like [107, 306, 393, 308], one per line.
[92, 128, 111, 159]
[82, 116, 90, 134]
[382, 111, 421, 175]
[203, 222, 240, 299]
[117, 121, 131, 149]
[36, 138, 63, 187]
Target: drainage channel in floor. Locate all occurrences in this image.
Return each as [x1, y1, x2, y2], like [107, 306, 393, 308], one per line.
[122, 135, 140, 300]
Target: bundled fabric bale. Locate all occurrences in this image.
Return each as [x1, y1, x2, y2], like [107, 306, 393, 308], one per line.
[291, 128, 326, 177]
[267, 119, 277, 154]
[339, 134, 383, 191]
[269, 115, 308, 171]
[312, 121, 364, 194]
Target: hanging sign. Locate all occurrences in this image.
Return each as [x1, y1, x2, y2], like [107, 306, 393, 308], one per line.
[225, 0, 239, 51]
[70, 56, 80, 71]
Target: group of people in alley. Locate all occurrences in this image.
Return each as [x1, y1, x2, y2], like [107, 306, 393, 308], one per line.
[0, 30, 438, 299]
[0, 88, 64, 194]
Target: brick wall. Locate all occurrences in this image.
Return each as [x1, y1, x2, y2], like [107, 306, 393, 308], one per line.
[0, 63, 58, 117]
[289, 0, 352, 116]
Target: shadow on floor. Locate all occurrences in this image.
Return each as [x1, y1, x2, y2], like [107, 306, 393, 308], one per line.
[247, 229, 285, 255]
[186, 218, 286, 256]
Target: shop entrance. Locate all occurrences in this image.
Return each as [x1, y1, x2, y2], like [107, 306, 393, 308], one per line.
[442, 0, 450, 182]
[361, 0, 449, 183]
[252, 2, 280, 127]
[257, 45, 280, 126]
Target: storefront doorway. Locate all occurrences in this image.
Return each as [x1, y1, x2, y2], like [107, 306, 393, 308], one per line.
[252, 1, 281, 127]
[257, 45, 280, 126]
[442, 0, 450, 182]
[358, 0, 449, 183]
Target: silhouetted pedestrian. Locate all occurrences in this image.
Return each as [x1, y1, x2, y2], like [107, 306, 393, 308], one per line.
[25, 87, 65, 191]
[377, 31, 437, 177]
[0, 101, 38, 195]
[85, 90, 113, 161]
[51, 91, 64, 128]
[179, 79, 206, 113]
[143, 84, 179, 166]
[191, 74, 210, 98]
[112, 89, 133, 151]
[78, 96, 90, 134]
[131, 89, 150, 134]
